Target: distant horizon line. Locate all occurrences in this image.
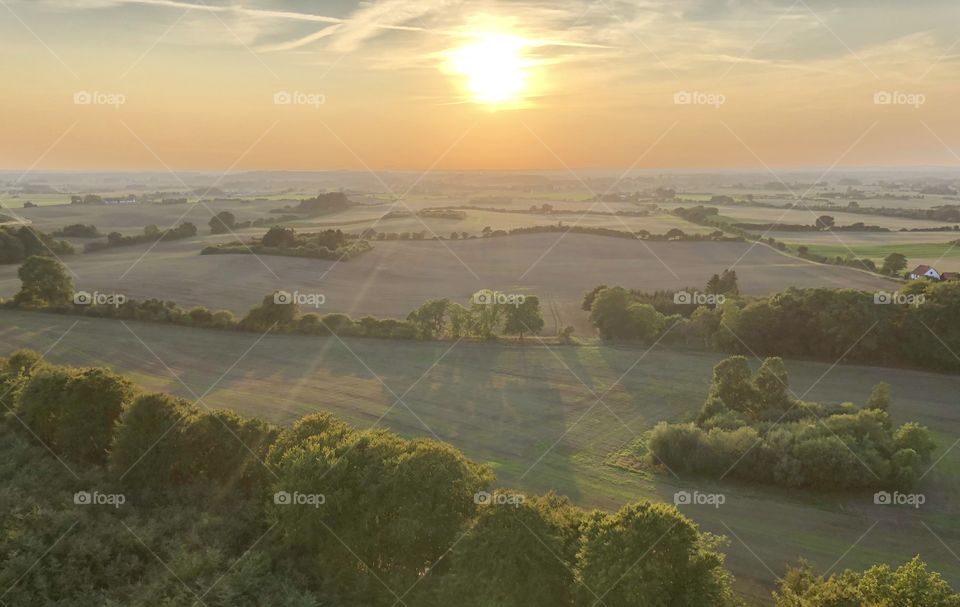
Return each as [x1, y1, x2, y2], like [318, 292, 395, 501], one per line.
[1, 165, 959, 176]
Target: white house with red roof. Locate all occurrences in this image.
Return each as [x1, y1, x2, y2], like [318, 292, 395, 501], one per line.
[910, 265, 942, 280]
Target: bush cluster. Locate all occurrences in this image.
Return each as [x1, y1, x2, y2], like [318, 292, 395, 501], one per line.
[645, 356, 936, 490]
[202, 226, 373, 260]
[84, 222, 198, 252]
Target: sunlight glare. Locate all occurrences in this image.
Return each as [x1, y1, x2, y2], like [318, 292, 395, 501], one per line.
[449, 33, 531, 105]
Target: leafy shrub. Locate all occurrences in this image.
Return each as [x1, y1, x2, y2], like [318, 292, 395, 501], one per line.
[645, 356, 935, 490]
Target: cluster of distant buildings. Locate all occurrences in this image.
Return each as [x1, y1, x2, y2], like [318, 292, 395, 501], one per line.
[71, 194, 137, 205]
[910, 265, 960, 281]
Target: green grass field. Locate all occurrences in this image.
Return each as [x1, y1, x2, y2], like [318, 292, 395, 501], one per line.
[710, 206, 955, 230]
[801, 242, 960, 268]
[755, 231, 960, 269]
[2, 309, 958, 604]
[1, 193, 74, 208]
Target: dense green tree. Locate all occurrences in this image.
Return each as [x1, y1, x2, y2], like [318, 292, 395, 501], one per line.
[52, 224, 100, 238]
[14, 365, 135, 465]
[181, 409, 277, 497]
[271, 429, 491, 603]
[629, 302, 665, 341]
[577, 501, 736, 607]
[753, 357, 792, 411]
[709, 356, 757, 414]
[406, 298, 450, 339]
[882, 252, 908, 275]
[267, 412, 355, 468]
[13, 366, 72, 448]
[0, 226, 73, 264]
[581, 284, 608, 312]
[815, 215, 835, 230]
[209, 211, 237, 234]
[430, 493, 583, 607]
[893, 422, 936, 463]
[320, 312, 354, 333]
[261, 226, 298, 248]
[14, 256, 74, 307]
[240, 293, 299, 331]
[588, 286, 633, 339]
[775, 556, 960, 606]
[109, 393, 199, 489]
[55, 368, 136, 465]
[3, 348, 43, 379]
[706, 273, 722, 295]
[503, 295, 544, 341]
[866, 382, 892, 412]
[446, 302, 473, 337]
[470, 290, 506, 338]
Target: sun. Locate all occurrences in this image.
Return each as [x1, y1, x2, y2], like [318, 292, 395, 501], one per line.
[449, 33, 531, 105]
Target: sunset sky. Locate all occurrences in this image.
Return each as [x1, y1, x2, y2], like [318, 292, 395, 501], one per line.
[1, 0, 959, 171]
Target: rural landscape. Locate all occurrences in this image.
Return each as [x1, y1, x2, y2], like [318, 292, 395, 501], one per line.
[2, 0, 960, 605]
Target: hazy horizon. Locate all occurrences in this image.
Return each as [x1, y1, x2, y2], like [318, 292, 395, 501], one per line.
[3, 0, 959, 172]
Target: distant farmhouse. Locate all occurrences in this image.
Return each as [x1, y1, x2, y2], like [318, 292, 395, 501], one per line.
[910, 265, 960, 281]
[104, 196, 137, 205]
[70, 194, 138, 205]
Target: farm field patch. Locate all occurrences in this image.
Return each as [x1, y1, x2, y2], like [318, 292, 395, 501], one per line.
[0, 235, 898, 329]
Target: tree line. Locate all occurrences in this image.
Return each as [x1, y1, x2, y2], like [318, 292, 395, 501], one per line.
[0, 352, 738, 606]
[585, 278, 960, 373]
[84, 222, 198, 252]
[6, 256, 551, 343]
[202, 225, 373, 261]
[0, 225, 74, 264]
